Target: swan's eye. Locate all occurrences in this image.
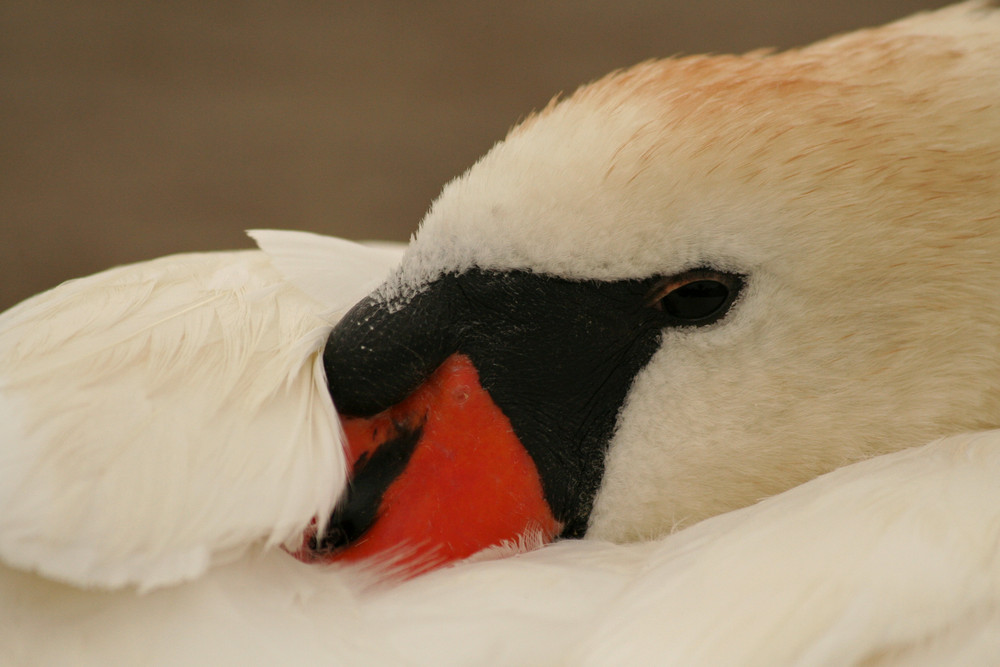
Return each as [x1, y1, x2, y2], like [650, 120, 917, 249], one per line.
[649, 270, 744, 326]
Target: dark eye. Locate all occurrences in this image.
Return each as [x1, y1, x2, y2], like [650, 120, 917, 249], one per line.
[649, 270, 744, 326]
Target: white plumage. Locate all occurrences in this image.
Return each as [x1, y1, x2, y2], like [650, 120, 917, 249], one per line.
[2, 3, 1000, 664]
[0, 230, 404, 590]
[3, 424, 999, 664]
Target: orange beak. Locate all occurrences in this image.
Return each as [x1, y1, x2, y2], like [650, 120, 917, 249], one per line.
[293, 354, 560, 577]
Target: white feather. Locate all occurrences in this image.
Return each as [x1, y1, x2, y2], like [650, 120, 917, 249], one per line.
[574, 430, 1000, 665]
[248, 229, 407, 314]
[0, 232, 402, 590]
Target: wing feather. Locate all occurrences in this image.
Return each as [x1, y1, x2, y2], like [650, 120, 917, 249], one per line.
[0, 232, 401, 590]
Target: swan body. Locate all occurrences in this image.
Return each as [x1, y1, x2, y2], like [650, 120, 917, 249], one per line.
[3, 430, 999, 665]
[2, 2, 1000, 664]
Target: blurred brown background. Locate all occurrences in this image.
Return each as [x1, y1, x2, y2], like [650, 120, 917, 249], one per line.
[1, 1, 949, 311]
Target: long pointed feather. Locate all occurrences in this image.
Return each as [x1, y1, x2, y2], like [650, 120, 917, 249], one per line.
[248, 229, 405, 313]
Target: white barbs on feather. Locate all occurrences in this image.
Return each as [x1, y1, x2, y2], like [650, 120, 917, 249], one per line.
[0, 234, 403, 590]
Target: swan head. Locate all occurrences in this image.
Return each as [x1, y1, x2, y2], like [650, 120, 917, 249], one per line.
[301, 3, 1000, 574]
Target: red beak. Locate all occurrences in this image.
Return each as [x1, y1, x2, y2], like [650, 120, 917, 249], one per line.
[294, 354, 560, 577]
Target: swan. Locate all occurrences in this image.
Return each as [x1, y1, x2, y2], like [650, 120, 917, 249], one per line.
[2, 2, 999, 664]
